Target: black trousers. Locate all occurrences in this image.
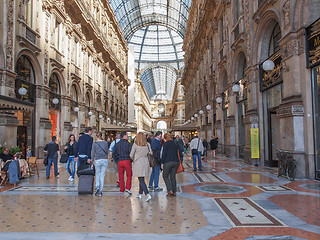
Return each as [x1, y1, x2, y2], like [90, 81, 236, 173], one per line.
[162, 161, 179, 193]
[138, 177, 149, 195]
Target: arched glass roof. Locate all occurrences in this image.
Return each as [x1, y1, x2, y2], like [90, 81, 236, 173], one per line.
[140, 65, 177, 100]
[130, 25, 184, 70]
[109, 0, 191, 100]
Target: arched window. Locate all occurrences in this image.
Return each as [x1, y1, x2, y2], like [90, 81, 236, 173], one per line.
[49, 73, 61, 94]
[70, 85, 78, 102]
[268, 23, 281, 56]
[85, 92, 91, 108]
[158, 103, 165, 117]
[16, 55, 35, 83]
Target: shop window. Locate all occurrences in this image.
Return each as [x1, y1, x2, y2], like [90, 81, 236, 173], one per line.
[15, 55, 35, 102]
[268, 23, 281, 56]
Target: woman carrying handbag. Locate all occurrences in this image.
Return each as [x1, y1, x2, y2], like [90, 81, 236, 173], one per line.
[130, 132, 152, 202]
[161, 133, 180, 197]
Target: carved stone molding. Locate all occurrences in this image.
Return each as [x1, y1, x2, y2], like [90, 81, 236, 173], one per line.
[6, 0, 14, 70]
[277, 105, 304, 117]
[39, 118, 52, 129]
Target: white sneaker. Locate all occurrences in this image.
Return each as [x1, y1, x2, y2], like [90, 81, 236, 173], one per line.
[136, 194, 142, 199]
[125, 189, 132, 195]
[70, 177, 74, 182]
[146, 195, 152, 202]
[68, 176, 71, 181]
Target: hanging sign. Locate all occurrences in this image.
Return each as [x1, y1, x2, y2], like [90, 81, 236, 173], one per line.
[251, 128, 259, 159]
[306, 18, 320, 68]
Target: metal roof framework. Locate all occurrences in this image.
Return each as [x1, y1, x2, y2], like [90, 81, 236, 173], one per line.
[109, 0, 191, 100]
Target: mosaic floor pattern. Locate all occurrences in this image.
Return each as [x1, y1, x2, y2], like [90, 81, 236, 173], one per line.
[0, 154, 319, 240]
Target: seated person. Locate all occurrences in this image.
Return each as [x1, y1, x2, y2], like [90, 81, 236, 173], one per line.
[0, 147, 13, 163]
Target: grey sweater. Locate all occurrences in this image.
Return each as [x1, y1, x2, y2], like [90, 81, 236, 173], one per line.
[91, 141, 109, 161]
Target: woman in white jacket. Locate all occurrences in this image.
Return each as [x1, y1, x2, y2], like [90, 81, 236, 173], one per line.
[189, 136, 204, 171]
[130, 132, 152, 202]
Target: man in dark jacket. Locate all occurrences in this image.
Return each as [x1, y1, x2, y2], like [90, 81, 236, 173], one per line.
[0, 147, 13, 162]
[112, 132, 132, 195]
[44, 136, 60, 179]
[76, 127, 93, 166]
[148, 131, 163, 191]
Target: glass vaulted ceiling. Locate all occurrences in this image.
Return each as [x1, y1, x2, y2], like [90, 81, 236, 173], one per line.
[109, 0, 191, 101]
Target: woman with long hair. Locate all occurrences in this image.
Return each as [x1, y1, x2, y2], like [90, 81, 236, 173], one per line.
[130, 132, 152, 202]
[91, 131, 109, 197]
[64, 134, 77, 181]
[161, 133, 180, 197]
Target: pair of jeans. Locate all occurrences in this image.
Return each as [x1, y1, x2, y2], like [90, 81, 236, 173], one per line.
[78, 156, 88, 167]
[192, 151, 202, 171]
[162, 161, 179, 193]
[66, 156, 75, 178]
[117, 160, 132, 192]
[148, 164, 160, 188]
[95, 159, 108, 192]
[138, 177, 149, 195]
[46, 158, 58, 177]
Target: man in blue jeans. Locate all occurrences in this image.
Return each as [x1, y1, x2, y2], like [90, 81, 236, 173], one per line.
[148, 131, 163, 191]
[190, 136, 204, 171]
[44, 136, 60, 179]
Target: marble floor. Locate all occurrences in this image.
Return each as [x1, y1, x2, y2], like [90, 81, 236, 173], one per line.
[0, 154, 319, 240]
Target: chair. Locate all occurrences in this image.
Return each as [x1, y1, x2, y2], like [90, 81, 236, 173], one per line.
[27, 157, 39, 177]
[0, 161, 9, 185]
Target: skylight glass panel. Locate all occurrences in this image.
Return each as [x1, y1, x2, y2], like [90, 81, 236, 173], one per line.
[109, 0, 191, 100]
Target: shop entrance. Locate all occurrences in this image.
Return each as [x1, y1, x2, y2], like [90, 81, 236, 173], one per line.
[268, 110, 280, 167]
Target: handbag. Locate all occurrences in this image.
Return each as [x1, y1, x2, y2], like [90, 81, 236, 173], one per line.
[176, 151, 184, 174]
[191, 139, 200, 155]
[43, 155, 48, 166]
[59, 153, 68, 163]
[77, 163, 95, 177]
[147, 144, 157, 168]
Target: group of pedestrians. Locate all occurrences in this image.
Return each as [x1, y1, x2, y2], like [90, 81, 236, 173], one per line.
[43, 128, 185, 201]
[189, 135, 218, 171]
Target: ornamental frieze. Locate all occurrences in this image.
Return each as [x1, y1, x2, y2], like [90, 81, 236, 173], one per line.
[277, 105, 304, 117]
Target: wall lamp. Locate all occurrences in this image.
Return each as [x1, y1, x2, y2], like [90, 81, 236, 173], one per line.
[216, 96, 223, 104]
[194, 113, 198, 118]
[18, 87, 27, 99]
[88, 111, 93, 116]
[99, 114, 103, 119]
[74, 107, 79, 112]
[232, 84, 240, 93]
[206, 105, 211, 110]
[199, 110, 204, 115]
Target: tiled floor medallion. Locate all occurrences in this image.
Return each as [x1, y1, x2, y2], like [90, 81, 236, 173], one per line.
[197, 184, 244, 194]
[214, 198, 284, 227]
[257, 185, 293, 192]
[300, 183, 320, 191]
[194, 173, 225, 183]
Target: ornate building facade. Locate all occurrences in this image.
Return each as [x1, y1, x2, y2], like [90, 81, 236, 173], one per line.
[182, 0, 320, 179]
[0, 0, 129, 157]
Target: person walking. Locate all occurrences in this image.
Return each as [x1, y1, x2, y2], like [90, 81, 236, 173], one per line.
[175, 135, 184, 162]
[112, 132, 132, 196]
[202, 138, 208, 157]
[76, 127, 93, 167]
[109, 132, 121, 186]
[91, 131, 109, 197]
[161, 133, 180, 197]
[148, 131, 163, 192]
[190, 136, 204, 172]
[44, 136, 60, 179]
[209, 136, 218, 159]
[130, 132, 152, 202]
[64, 134, 77, 182]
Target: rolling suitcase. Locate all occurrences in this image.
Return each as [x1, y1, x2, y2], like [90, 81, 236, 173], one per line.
[78, 175, 94, 195]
